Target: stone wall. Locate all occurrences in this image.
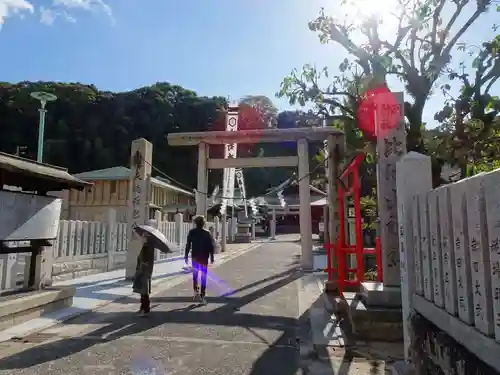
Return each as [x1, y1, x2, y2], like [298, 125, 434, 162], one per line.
[51, 253, 126, 281]
[410, 313, 498, 375]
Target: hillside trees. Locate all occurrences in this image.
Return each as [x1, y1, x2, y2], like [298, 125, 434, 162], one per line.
[0, 83, 315, 197]
[0, 81, 225, 192]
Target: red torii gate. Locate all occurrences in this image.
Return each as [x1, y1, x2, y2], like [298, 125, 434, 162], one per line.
[325, 153, 383, 293]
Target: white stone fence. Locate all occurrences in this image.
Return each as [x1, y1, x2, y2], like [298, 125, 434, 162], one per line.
[397, 152, 500, 371]
[0, 213, 222, 289]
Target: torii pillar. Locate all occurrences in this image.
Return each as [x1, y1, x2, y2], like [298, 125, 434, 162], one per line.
[167, 127, 345, 271]
[196, 142, 209, 218]
[297, 138, 313, 269]
[325, 134, 342, 292]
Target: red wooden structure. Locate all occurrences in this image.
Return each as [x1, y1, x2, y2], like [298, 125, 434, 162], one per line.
[324, 153, 383, 293]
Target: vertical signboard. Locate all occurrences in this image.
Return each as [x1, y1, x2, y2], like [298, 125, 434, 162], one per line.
[221, 106, 239, 214]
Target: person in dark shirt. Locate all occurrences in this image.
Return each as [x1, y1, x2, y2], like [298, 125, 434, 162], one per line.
[184, 215, 215, 304]
[133, 233, 156, 316]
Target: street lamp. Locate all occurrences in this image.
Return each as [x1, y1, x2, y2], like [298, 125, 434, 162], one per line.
[30, 91, 57, 163]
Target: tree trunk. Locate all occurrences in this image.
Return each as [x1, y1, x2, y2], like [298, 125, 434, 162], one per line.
[405, 100, 426, 154]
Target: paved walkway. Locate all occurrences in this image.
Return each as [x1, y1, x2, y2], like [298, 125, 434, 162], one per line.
[0, 240, 303, 375]
[0, 241, 264, 342]
[0, 237, 400, 374]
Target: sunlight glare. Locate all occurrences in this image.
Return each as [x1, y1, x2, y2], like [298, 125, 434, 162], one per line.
[340, 0, 400, 35]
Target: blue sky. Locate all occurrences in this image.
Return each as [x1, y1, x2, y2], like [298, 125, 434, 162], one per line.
[0, 0, 497, 127]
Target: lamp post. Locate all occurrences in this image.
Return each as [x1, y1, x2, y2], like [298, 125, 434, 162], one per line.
[30, 91, 57, 163]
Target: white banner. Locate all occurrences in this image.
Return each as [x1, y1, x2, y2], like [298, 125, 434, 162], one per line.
[222, 108, 238, 211]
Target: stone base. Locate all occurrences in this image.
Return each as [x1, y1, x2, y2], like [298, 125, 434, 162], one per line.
[324, 280, 338, 294]
[323, 280, 362, 294]
[346, 293, 403, 342]
[360, 281, 402, 308]
[322, 291, 403, 343]
[0, 286, 75, 331]
[390, 360, 416, 375]
[345, 282, 404, 342]
[233, 233, 252, 243]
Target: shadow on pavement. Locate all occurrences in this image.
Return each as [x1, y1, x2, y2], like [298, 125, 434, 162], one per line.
[0, 267, 306, 373]
[0, 257, 360, 374]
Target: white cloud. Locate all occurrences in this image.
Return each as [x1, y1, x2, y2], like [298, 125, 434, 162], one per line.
[50, 0, 113, 22]
[40, 6, 76, 25]
[0, 0, 113, 27]
[0, 0, 34, 26]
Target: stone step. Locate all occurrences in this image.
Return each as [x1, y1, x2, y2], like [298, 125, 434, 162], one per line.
[323, 292, 404, 342]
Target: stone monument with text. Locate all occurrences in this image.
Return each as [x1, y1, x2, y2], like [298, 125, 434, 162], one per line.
[362, 91, 407, 306]
[125, 138, 153, 279]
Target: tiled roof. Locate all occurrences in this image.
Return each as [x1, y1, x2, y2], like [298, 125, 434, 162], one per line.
[73, 166, 194, 196]
[74, 166, 130, 180]
[0, 151, 91, 192]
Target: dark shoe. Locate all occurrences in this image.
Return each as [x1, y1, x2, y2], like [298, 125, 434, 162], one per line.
[193, 289, 200, 301]
[200, 297, 207, 305]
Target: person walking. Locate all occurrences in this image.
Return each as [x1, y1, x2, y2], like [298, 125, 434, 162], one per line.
[133, 233, 155, 316]
[184, 215, 215, 305]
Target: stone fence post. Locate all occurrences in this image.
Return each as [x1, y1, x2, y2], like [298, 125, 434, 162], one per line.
[106, 208, 117, 271]
[0, 253, 17, 290]
[214, 216, 220, 241]
[175, 213, 183, 246]
[154, 211, 162, 260]
[396, 152, 432, 362]
[220, 214, 227, 252]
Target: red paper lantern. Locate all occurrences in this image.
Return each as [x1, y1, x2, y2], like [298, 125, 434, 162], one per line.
[357, 85, 400, 140]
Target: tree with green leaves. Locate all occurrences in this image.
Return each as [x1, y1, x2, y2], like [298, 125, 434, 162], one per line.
[433, 33, 500, 178]
[278, 0, 496, 154]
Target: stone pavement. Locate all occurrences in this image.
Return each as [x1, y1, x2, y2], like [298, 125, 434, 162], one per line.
[0, 241, 264, 343]
[0, 238, 402, 374]
[0, 240, 304, 375]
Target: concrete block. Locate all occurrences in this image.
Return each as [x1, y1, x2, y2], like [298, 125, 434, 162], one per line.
[360, 281, 402, 308]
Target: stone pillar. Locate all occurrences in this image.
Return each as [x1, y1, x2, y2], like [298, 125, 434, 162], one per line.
[196, 142, 209, 217]
[226, 218, 231, 242]
[326, 135, 340, 292]
[175, 213, 183, 246]
[153, 211, 162, 260]
[270, 208, 276, 240]
[251, 221, 256, 240]
[1, 253, 17, 289]
[220, 213, 227, 252]
[376, 92, 406, 287]
[298, 138, 313, 270]
[395, 152, 432, 361]
[323, 204, 329, 245]
[106, 208, 117, 271]
[214, 216, 220, 241]
[233, 218, 237, 242]
[125, 138, 153, 280]
[23, 240, 53, 289]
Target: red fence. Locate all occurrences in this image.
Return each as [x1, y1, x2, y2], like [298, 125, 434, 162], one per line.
[323, 153, 383, 293]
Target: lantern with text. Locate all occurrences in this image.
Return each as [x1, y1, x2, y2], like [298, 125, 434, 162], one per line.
[357, 86, 400, 140]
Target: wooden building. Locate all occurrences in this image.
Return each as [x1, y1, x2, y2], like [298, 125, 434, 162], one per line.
[56, 166, 195, 222]
[257, 181, 326, 234]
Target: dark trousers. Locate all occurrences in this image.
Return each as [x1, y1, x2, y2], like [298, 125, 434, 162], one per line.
[192, 258, 208, 297]
[140, 294, 150, 313]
